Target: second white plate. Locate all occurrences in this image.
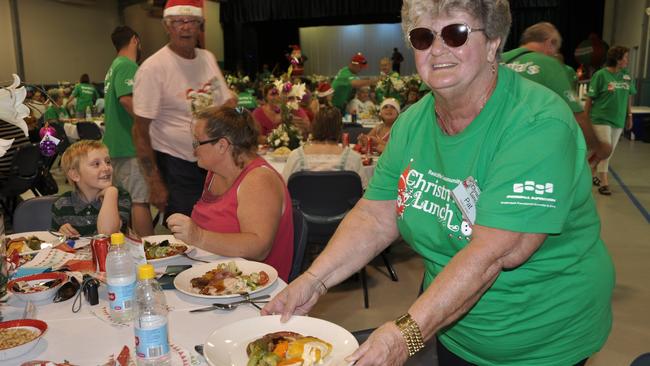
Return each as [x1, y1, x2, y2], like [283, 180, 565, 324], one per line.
[173, 259, 278, 299]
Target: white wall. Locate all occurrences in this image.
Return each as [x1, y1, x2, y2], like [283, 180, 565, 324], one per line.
[17, 0, 121, 84]
[610, 0, 646, 48]
[123, 1, 225, 62]
[300, 23, 416, 77]
[0, 0, 17, 81]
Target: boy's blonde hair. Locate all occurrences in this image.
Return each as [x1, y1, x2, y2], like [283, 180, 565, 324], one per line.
[61, 140, 108, 184]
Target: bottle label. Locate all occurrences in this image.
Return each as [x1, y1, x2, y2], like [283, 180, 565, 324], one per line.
[107, 281, 135, 312]
[135, 322, 170, 359]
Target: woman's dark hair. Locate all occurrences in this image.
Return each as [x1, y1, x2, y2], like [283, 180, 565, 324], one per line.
[79, 74, 90, 84]
[262, 83, 277, 101]
[197, 106, 259, 168]
[311, 106, 342, 142]
[111, 25, 139, 52]
[606, 46, 629, 67]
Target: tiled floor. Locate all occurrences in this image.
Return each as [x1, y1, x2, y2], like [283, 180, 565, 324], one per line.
[9, 137, 649, 365]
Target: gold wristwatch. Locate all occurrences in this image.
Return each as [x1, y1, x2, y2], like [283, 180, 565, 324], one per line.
[395, 313, 425, 356]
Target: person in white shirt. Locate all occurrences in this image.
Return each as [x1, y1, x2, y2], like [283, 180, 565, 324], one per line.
[346, 86, 377, 117]
[133, 0, 236, 221]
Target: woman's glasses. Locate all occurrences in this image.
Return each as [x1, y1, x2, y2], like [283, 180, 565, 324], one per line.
[192, 137, 221, 149]
[408, 23, 485, 50]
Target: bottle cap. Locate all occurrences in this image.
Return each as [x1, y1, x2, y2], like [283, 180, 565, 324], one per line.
[110, 233, 125, 245]
[138, 264, 156, 280]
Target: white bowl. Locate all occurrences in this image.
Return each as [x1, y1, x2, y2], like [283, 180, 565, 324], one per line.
[7, 272, 68, 303]
[0, 319, 47, 360]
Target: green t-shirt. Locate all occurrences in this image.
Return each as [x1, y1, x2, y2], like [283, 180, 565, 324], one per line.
[564, 64, 578, 91]
[102, 56, 138, 158]
[43, 105, 70, 121]
[331, 66, 359, 111]
[72, 83, 99, 114]
[502, 47, 583, 113]
[237, 90, 258, 109]
[365, 66, 614, 365]
[587, 67, 635, 128]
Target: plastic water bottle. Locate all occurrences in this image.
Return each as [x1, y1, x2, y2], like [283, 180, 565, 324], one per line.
[85, 106, 92, 120]
[106, 233, 136, 323]
[134, 264, 171, 366]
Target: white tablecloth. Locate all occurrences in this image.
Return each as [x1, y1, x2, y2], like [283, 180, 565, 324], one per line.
[2, 249, 286, 365]
[62, 120, 104, 141]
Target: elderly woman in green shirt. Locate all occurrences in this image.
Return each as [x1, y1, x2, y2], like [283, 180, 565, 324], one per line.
[263, 1, 614, 365]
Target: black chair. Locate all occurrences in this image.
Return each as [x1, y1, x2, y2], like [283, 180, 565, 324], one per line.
[288, 171, 369, 307]
[13, 195, 59, 232]
[76, 121, 102, 140]
[352, 328, 437, 365]
[288, 205, 308, 282]
[342, 125, 372, 144]
[631, 353, 650, 366]
[0, 143, 44, 220]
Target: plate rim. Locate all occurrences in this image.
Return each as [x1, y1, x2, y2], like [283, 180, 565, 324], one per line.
[203, 315, 359, 366]
[6, 231, 61, 255]
[173, 259, 278, 299]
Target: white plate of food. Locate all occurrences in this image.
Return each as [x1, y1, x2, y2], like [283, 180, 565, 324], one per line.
[0, 319, 48, 360]
[141, 235, 192, 263]
[203, 315, 359, 366]
[173, 259, 277, 299]
[5, 232, 66, 256]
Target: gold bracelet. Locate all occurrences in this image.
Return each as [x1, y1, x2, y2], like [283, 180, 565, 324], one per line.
[304, 270, 328, 293]
[395, 313, 425, 357]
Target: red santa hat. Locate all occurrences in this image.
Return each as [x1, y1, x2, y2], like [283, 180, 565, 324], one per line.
[316, 82, 334, 98]
[351, 53, 368, 68]
[164, 0, 203, 18]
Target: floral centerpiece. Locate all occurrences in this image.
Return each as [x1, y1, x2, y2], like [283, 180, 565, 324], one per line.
[266, 79, 306, 150]
[186, 77, 222, 117]
[376, 72, 406, 101]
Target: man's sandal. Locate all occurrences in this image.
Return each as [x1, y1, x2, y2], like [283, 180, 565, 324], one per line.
[598, 186, 611, 196]
[592, 176, 601, 186]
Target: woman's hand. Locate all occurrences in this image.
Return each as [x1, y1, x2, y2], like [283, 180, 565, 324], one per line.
[345, 322, 409, 366]
[167, 213, 202, 244]
[261, 272, 327, 321]
[59, 223, 80, 238]
[626, 114, 633, 130]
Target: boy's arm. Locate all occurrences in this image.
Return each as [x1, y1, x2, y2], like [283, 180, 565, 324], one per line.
[97, 186, 122, 235]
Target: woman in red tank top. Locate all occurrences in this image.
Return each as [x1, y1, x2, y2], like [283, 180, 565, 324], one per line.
[166, 106, 294, 281]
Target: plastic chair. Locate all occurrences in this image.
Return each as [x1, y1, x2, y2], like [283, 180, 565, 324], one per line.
[342, 125, 372, 144]
[13, 195, 59, 232]
[288, 171, 369, 307]
[76, 121, 102, 140]
[352, 328, 438, 365]
[631, 353, 650, 366]
[288, 205, 308, 282]
[0, 143, 44, 220]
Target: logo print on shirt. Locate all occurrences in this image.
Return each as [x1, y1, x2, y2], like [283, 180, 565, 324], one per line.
[513, 181, 554, 195]
[396, 161, 414, 218]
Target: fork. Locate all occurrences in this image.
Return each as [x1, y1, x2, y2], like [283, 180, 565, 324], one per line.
[181, 251, 211, 263]
[241, 292, 263, 310]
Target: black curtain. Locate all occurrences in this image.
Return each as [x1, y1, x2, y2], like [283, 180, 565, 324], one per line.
[220, 0, 605, 75]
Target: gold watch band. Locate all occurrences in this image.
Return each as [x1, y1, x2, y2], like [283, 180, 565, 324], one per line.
[395, 313, 425, 356]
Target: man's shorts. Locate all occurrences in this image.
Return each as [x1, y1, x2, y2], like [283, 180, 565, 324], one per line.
[112, 157, 149, 203]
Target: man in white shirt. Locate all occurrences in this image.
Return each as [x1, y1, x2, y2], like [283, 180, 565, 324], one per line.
[347, 87, 377, 117]
[133, 0, 236, 220]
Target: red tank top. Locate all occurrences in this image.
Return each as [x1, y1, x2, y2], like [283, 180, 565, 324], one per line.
[191, 157, 294, 281]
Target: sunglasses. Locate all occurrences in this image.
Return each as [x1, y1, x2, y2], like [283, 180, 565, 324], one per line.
[408, 23, 485, 50]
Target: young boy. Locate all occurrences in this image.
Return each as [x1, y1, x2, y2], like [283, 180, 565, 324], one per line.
[51, 140, 131, 237]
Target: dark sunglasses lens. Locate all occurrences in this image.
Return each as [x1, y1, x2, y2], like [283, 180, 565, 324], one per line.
[441, 24, 469, 47]
[409, 28, 434, 50]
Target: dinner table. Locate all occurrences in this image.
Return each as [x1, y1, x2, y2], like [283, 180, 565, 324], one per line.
[0, 245, 286, 366]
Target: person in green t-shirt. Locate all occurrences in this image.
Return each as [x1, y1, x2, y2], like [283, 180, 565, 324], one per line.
[262, 2, 614, 366]
[43, 88, 70, 123]
[502, 22, 611, 167]
[102, 25, 153, 237]
[331, 53, 378, 112]
[67, 74, 99, 118]
[585, 46, 635, 196]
